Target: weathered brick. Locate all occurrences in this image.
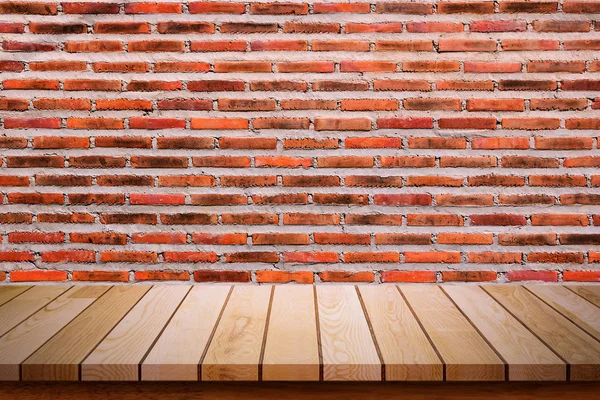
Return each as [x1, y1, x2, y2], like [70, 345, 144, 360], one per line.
[0, 1, 593, 284]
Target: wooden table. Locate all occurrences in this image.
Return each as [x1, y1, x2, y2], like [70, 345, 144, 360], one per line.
[0, 284, 599, 382]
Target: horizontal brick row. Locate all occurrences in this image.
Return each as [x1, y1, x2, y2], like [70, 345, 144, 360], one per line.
[2, 118, 600, 130]
[2, 98, 600, 113]
[1, 2, 599, 16]
[1, 269, 600, 284]
[2, 248, 600, 264]
[3, 231, 600, 243]
[5, 62, 600, 74]
[5, 37, 600, 53]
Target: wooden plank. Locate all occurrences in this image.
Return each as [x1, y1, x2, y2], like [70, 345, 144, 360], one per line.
[0, 286, 109, 381]
[142, 286, 231, 381]
[0, 286, 31, 307]
[317, 285, 381, 381]
[484, 285, 600, 381]
[358, 285, 442, 381]
[569, 286, 600, 308]
[0, 285, 70, 338]
[443, 285, 565, 381]
[201, 285, 272, 381]
[22, 286, 151, 381]
[527, 285, 600, 341]
[262, 285, 319, 381]
[81, 285, 190, 381]
[400, 285, 505, 381]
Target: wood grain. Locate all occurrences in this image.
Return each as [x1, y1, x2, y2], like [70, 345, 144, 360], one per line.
[400, 285, 505, 381]
[358, 285, 442, 381]
[527, 285, 600, 341]
[262, 285, 320, 381]
[484, 285, 600, 381]
[0, 283, 598, 383]
[22, 285, 150, 381]
[317, 285, 381, 381]
[0, 286, 30, 307]
[142, 285, 231, 381]
[443, 285, 565, 381]
[0, 285, 70, 338]
[0, 286, 109, 381]
[81, 285, 190, 381]
[568, 286, 600, 308]
[201, 285, 272, 381]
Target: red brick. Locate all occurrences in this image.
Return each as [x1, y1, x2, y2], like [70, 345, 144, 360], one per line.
[506, 270, 558, 282]
[439, 39, 496, 52]
[318, 271, 375, 282]
[124, 3, 182, 14]
[438, 233, 493, 245]
[563, 271, 600, 282]
[471, 20, 527, 32]
[529, 252, 583, 264]
[348, 22, 404, 33]
[128, 40, 185, 52]
[464, 62, 522, 73]
[499, 2, 558, 13]
[468, 252, 522, 264]
[533, 20, 590, 32]
[442, 271, 497, 282]
[438, 118, 497, 130]
[381, 271, 436, 283]
[73, 271, 129, 282]
[62, 3, 119, 14]
[11, 270, 67, 282]
[256, 270, 314, 283]
[65, 40, 122, 52]
[135, 271, 190, 281]
[376, 234, 431, 246]
[189, 2, 245, 14]
[9, 232, 64, 243]
[41, 250, 95, 263]
[499, 234, 557, 246]
[156, 21, 215, 33]
[405, 251, 460, 263]
[94, 21, 150, 34]
[194, 270, 251, 282]
[277, 61, 334, 73]
[376, 2, 433, 14]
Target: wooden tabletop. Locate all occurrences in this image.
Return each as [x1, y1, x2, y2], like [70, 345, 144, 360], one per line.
[0, 284, 599, 382]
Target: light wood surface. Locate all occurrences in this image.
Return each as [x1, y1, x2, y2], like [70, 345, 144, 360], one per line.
[201, 285, 272, 381]
[569, 286, 600, 308]
[317, 286, 381, 381]
[527, 285, 600, 341]
[81, 285, 190, 381]
[0, 285, 70, 337]
[0, 283, 597, 382]
[0, 286, 109, 381]
[22, 285, 150, 381]
[400, 285, 505, 381]
[142, 285, 231, 381]
[443, 285, 565, 381]
[484, 285, 600, 381]
[262, 285, 320, 381]
[0, 286, 30, 307]
[358, 285, 442, 381]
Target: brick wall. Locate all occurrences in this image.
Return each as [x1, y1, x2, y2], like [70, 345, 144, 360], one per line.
[1, 1, 599, 284]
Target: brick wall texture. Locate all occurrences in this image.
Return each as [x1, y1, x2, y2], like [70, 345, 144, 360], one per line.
[1, 1, 600, 284]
